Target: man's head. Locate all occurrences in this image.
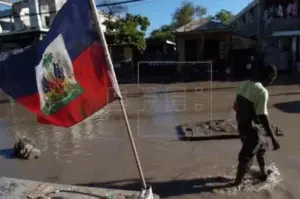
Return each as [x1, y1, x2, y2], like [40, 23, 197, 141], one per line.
[256, 64, 277, 86]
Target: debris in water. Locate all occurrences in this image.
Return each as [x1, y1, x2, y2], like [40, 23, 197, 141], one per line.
[180, 119, 284, 140]
[13, 137, 41, 160]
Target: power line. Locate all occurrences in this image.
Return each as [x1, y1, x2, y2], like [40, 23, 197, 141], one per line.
[96, 0, 144, 7]
[0, 0, 148, 19]
[126, 0, 160, 8]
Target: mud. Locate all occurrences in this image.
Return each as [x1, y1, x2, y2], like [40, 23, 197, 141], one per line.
[14, 137, 41, 160]
[0, 82, 299, 199]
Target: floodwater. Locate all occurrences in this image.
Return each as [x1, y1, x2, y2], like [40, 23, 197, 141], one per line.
[0, 82, 300, 199]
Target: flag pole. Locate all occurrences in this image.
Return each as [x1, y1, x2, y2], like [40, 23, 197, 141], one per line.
[89, 0, 147, 190]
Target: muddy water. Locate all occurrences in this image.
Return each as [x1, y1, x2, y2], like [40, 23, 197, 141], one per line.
[0, 84, 300, 199]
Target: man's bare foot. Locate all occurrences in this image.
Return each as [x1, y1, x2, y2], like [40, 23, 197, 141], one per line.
[233, 179, 242, 186]
[259, 169, 273, 182]
[259, 174, 268, 181]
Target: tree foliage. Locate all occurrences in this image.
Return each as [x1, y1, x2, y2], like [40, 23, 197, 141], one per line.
[149, 0, 207, 43]
[103, 13, 150, 51]
[209, 9, 234, 24]
[172, 0, 207, 28]
[149, 24, 176, 42]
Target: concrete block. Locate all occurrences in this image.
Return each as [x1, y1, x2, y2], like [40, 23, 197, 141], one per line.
[0, 177, 159, 199]
[179, 119, 284, 141]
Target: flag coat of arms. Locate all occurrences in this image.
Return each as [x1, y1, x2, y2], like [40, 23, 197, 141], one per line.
[0, 0, 120, 127]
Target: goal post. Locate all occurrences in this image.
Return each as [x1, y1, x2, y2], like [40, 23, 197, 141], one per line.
[136, 61, 213, 85]
[135, 61, 214, 138]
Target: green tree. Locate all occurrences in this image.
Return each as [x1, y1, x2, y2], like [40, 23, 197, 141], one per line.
[149, 24, 176, 42]
[172, 0, 207, 28]
[210, 9, 234, 24]
[103, 13, 150, 51]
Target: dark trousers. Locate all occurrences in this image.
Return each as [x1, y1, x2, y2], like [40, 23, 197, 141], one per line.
[236, 126, 268, 182]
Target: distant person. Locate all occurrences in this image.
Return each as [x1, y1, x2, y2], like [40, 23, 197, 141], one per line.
[233, 64, 280, 186]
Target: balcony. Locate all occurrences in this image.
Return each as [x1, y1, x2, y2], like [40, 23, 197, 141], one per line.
[264, 17, 300, 36]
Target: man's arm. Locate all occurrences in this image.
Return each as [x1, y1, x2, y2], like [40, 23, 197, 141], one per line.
[257, 115, 276, 140]
[255, 90, 280, 150]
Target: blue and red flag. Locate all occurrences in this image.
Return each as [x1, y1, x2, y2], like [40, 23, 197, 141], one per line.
[0, 0, 120, 127]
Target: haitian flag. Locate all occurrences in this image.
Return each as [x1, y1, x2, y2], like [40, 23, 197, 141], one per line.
[0, 0, 120, 127]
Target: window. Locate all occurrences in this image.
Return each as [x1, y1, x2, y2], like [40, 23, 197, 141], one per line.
[249, 8, 254, 22]
[45, 16, 50, 28]
[250, 8, 254, 16]
[242, 15, 245, 25]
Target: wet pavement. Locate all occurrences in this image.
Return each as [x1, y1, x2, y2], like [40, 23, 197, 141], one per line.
[0, 81, 300, 199]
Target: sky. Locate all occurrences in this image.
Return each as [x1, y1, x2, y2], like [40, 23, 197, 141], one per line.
[0, 0, 253, 36]
[126, 0, 252, 36]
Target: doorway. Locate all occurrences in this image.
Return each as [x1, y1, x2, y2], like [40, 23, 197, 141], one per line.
[185, 39, 198, 61]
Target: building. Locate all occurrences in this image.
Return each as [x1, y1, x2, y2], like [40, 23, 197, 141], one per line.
[0, 0, 114, 52]
[174, 19, 255, 77]
[228, 0, 300, 72]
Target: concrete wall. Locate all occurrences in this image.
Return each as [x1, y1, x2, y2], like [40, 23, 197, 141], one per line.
[230, 0, 300, 37]
[0, 0, 111, 33]
[230, 4, 259, 37]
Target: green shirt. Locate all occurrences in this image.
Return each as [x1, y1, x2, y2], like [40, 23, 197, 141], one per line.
[235, 80, 269, 126]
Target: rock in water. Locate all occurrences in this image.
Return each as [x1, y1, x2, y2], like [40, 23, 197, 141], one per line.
[13, 137, 41, 159]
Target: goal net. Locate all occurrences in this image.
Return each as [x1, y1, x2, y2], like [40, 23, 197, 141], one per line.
[135, 61, 214, 138]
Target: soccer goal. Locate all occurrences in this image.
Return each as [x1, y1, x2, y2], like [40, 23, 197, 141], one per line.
[136, 61, 214, 85]
[135, 61, 214, 139]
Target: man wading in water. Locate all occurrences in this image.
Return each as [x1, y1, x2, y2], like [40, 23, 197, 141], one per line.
[233, 64, 280, 186]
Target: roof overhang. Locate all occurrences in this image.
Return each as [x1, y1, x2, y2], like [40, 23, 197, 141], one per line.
[227, 0, 259, 25]
[272, 30, 300, 37]
[0, 28, 49, 37]
[175, 28, 231, 36]
[0, 0, 12, 6]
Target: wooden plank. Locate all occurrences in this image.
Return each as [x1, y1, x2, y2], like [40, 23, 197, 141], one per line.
[180, 119, 284, 140]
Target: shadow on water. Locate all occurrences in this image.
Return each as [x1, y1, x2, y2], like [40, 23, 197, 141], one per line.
[175, 125, 185, 140]
[274, 101, 300, 113]
[76, 176, 235, 198]
[0, 148, 15, 159]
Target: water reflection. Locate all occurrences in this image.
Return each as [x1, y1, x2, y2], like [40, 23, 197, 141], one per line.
[0, 90, 218, 175]
[0, 88, 215, 158]
[1, 99, 125, 164]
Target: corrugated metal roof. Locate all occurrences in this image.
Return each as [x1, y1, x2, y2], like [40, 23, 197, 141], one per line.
[174, 19, 209, 33]
[190, 21, 228, 32]
[175, 20, 230, 33]
[175, 19, 254, 39]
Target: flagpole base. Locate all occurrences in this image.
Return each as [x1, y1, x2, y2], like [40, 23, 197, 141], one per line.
[141, 185, 154, 199]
